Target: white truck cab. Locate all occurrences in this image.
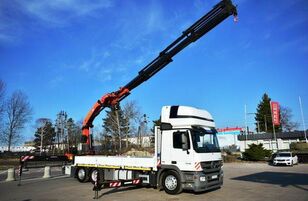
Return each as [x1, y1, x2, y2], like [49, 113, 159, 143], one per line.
[73, 106, 223, 194]
[158, 106, 223, 193]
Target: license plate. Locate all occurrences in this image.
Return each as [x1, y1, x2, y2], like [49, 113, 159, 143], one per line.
[211, 175, 218, 179]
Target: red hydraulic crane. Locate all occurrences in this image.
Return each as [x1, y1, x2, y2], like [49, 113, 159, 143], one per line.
[81, 0, 238, 153]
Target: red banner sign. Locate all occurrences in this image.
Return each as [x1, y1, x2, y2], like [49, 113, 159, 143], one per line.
[271, 101, 280, 126]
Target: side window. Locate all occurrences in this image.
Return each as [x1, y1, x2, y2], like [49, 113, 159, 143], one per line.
[173, 131, 190, 149]
[173, 132, 182, 149]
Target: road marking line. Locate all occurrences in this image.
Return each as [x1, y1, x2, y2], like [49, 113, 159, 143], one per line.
[0, 170, 7, 175]
[0, 175, 70, 184]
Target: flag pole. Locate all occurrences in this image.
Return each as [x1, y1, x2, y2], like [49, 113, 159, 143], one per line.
[244, 104, 248, 150]
[299, 96, 307, 143]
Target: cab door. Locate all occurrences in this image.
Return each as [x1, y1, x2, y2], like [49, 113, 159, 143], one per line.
[161, 130, 193, 171]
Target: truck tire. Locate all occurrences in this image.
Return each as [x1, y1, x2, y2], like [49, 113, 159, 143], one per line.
[90, 168, 104, 184]
[162, 170, 182, 195]
[76, 167, 90, 183]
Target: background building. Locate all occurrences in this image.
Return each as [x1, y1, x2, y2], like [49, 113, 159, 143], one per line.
[0, 146, 35, 152]
[238, 131, 307, 152]
[217, 127, 243, 149]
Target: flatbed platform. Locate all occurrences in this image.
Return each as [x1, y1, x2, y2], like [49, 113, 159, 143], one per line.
[74, 155, 157, 171]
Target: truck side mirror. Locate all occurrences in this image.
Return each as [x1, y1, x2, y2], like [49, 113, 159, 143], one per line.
[181, 133, 189, 151]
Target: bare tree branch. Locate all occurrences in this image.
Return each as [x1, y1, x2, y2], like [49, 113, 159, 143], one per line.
[0, 90, 32, 151]
[0, 80, 6, 122]
[123, 101, 141, 124]
[280, 106, 299, 132]
[123, 101, 141, 147]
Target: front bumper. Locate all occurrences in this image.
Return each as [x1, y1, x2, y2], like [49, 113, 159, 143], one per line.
[182, 169, 223, 192]
[273, 160, 292, 166]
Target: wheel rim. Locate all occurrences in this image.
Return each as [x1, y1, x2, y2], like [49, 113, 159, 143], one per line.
[78, 169, 85, 180]
[165, 175, 177, 191]
[91, 169, 98, 182]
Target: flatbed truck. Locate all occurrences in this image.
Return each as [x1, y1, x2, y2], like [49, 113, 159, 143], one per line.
[73, 106, 223, 194]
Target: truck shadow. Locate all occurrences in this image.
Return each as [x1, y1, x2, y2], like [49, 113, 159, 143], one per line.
[231, 171, 308, 191]
[98, 186, 220, 198]
[98, 186, 143, 198]
[16, 175, 70, 186]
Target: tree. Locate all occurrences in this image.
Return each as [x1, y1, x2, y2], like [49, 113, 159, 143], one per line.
[280, 106, 298, 132]
[55, 111, 67, 151]
[0, 91, 32, 151]
[66, 118, 82, 148]
[255, 93, 281, 133]
[0, 80, 5, 120]
[0, 80, 5, 133]
[242, 143, 272, 161]
[102, 105, 128, 151]
[34, 119, 56, 153]
[100, 128, 112, 152]
[151, 117, 161, 133]
[123, 101, 141, 148]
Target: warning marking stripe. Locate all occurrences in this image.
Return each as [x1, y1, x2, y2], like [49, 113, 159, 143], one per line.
[157, 160, 161, 167]
[195, 162, 202, 171]
[109, 182, 121, 187]
[21, 155, 34, 162]
[132, 179, 140, 184]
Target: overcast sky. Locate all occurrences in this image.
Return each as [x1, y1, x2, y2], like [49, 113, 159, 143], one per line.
[1, 0, 307, 141]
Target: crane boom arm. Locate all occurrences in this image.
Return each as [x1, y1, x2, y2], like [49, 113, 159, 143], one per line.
[81, 0, 237, 148]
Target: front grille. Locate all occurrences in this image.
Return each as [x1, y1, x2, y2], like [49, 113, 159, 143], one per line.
[200, 161, 222, 173]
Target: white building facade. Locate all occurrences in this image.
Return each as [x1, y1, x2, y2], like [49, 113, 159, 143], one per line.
[238, 131, 306, 152]
[0, 146, 35, 152]
[217, 127, 243, 149]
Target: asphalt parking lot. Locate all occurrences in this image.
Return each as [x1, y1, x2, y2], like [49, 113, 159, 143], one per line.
[0, 163, 307, 201]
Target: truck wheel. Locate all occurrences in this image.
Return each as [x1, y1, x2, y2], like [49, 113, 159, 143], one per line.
[76, 167, 89, 183]
[90, 169, 104, 184]
[162, 170, 182, 195]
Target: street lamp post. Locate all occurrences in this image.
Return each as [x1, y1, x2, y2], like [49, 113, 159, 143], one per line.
[137, 114, 148, 147]
[247, 112, 260, 133]
[37, 118, 49, 156]
[244, 105, 248, 150]
[299, 96, 308, 143]
[40, 126, 45, 156]
[115, 109, 121, 151]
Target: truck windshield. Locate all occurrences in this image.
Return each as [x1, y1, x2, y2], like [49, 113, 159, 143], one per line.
[191, 127, 220, 153]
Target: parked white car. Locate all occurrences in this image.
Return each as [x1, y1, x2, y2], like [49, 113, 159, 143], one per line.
[273, 152, 298, 166]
